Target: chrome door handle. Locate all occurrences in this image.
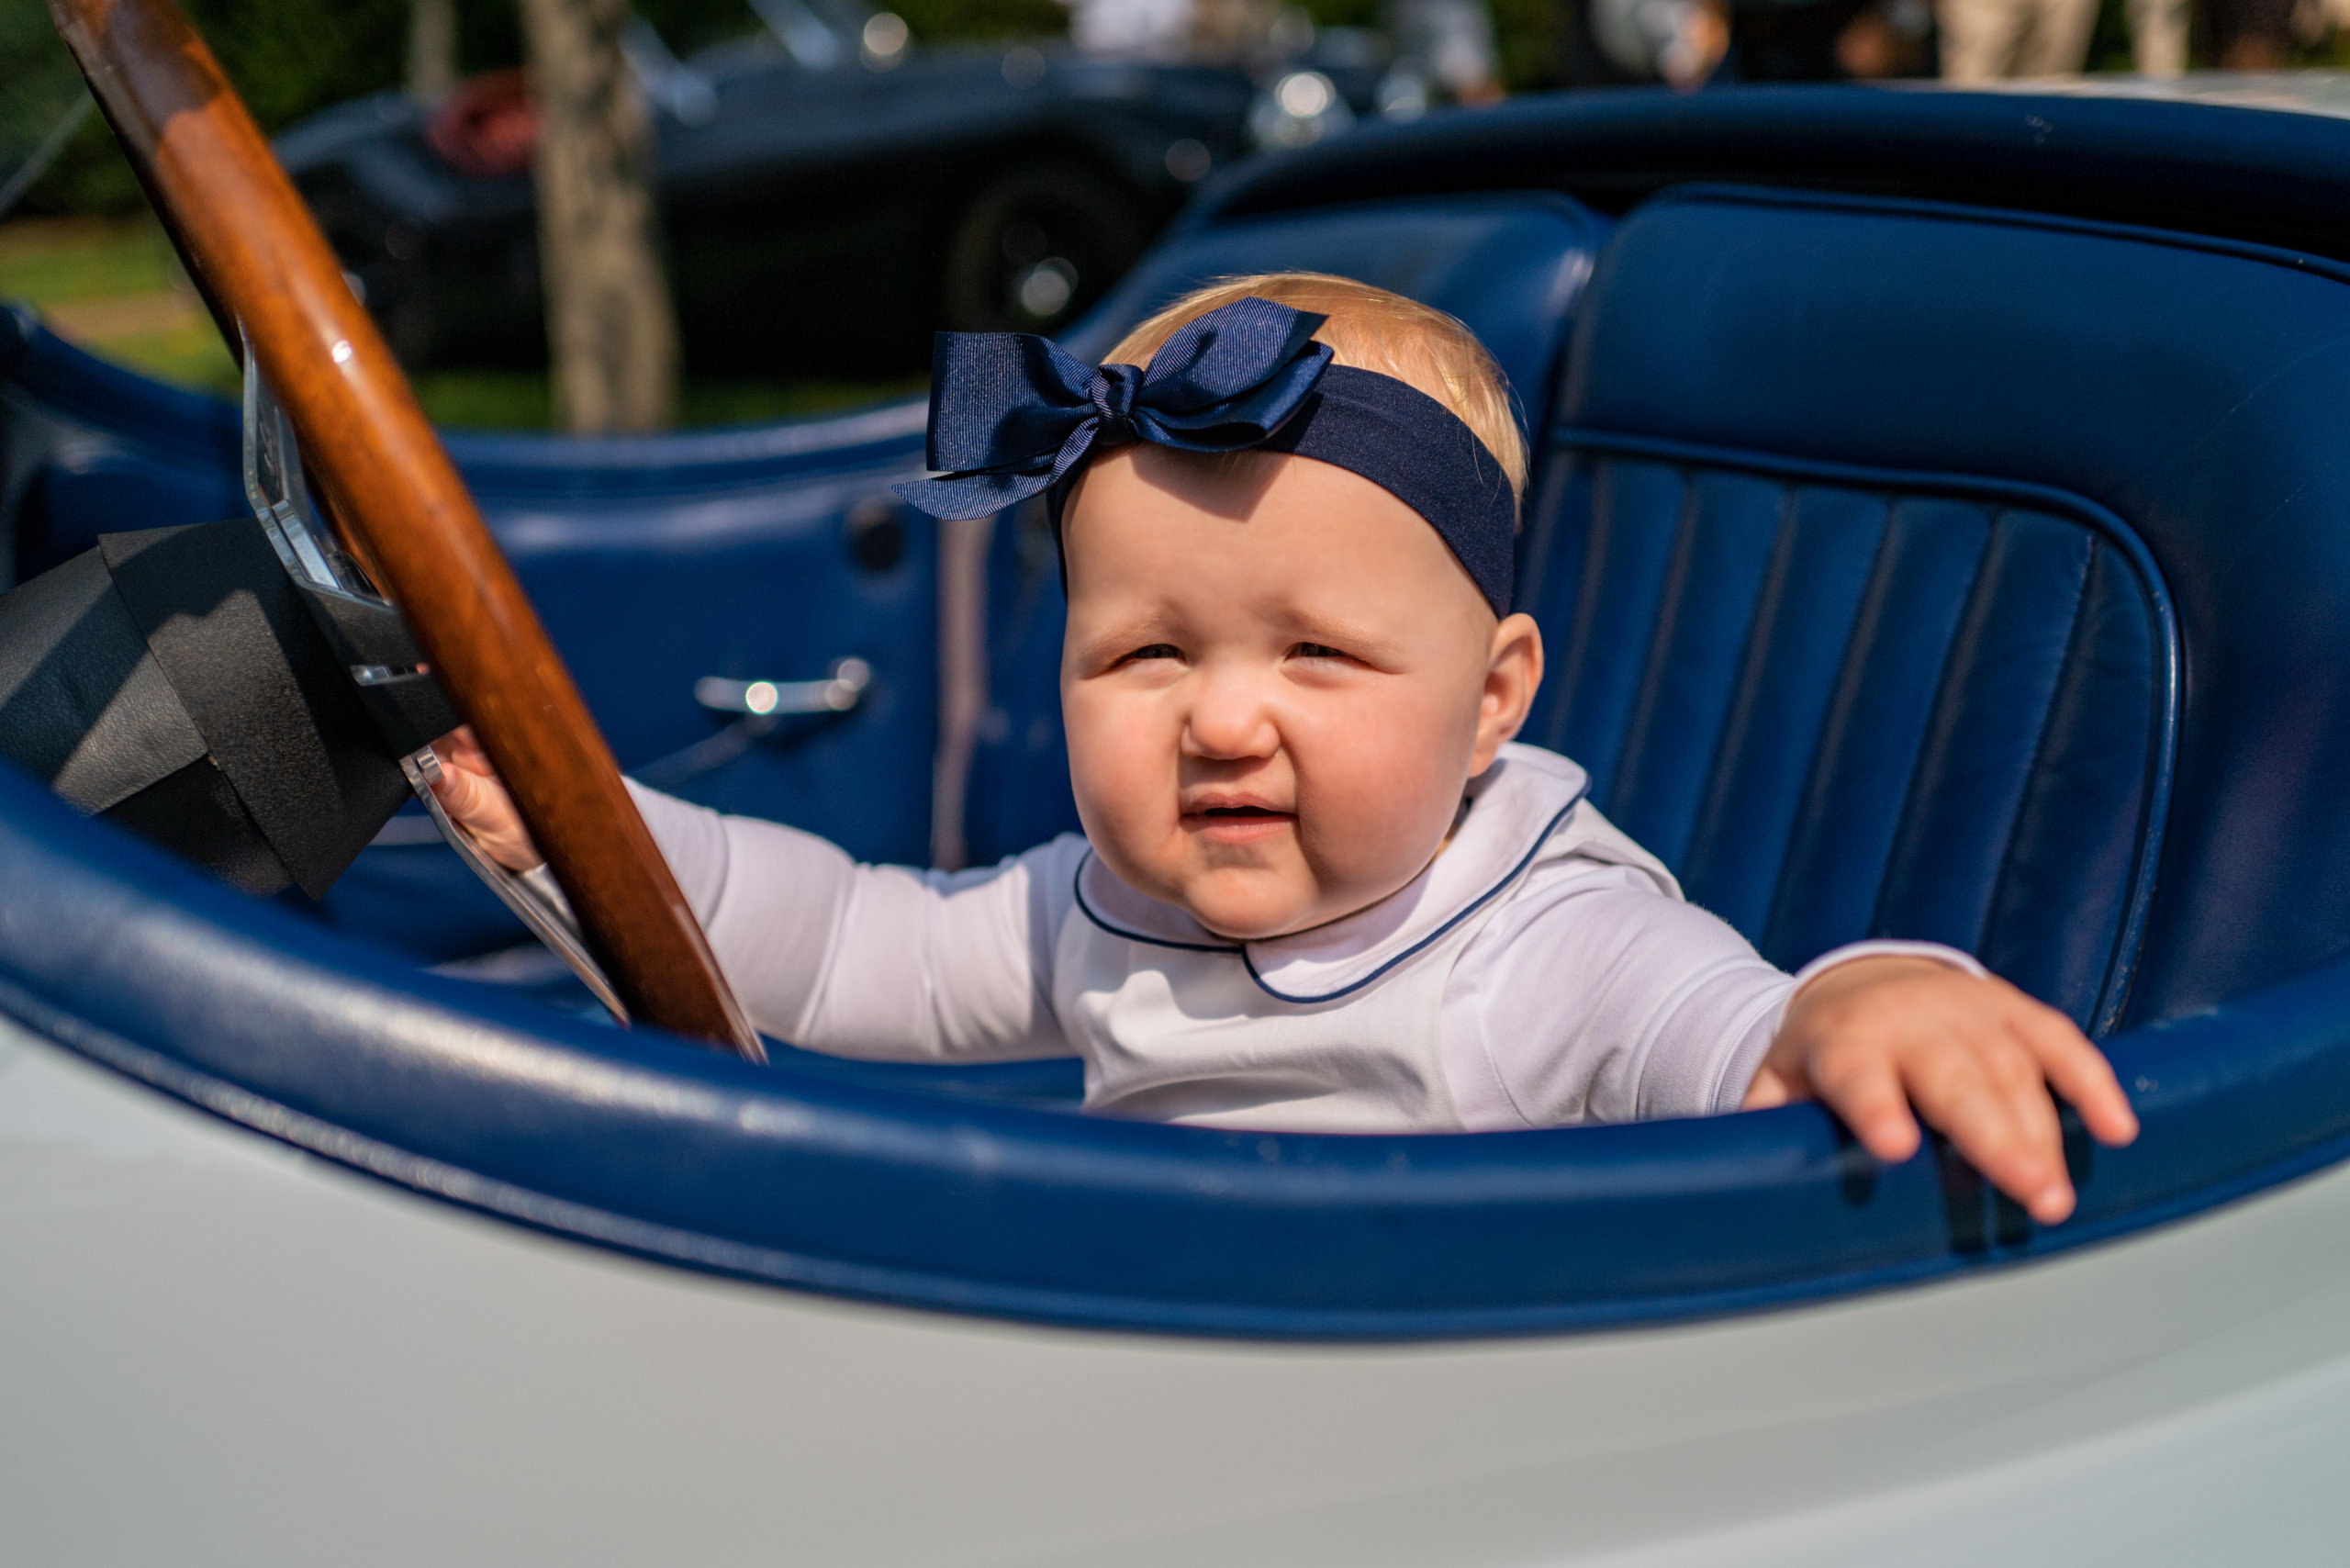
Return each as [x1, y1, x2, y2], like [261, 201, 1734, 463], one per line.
[694, 657, 870, 716]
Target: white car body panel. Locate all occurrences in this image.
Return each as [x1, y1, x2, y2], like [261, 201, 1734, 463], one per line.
[6, 1015, 2347, 1565]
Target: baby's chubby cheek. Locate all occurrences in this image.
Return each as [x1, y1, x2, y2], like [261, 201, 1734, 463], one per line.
[1066, 683, 1479, 940]
[1061, 699, 1177, 862]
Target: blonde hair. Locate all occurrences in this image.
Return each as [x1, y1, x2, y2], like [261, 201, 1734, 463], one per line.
[1105, 273, 1529, 503]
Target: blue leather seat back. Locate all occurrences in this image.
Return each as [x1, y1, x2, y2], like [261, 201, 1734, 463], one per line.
[1521, 443, 2171, 1033]
[1539, 185, 2350, 1032]
[964, 193, 1609, 865]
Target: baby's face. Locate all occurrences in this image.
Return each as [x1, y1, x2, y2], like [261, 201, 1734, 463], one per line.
[1060, 444, 1541, 940]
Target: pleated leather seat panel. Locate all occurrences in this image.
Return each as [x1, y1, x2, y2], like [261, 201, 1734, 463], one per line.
[1518, 436, 2176, 1034]
[1558, 187, 2350, 1029]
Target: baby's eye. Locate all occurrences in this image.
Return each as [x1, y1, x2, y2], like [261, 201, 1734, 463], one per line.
[1290, 642, 1349, 661]
[1118, 643, 1181, 666]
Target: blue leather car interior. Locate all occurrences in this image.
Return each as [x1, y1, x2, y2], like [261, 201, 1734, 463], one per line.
[0, 315, 939, 958]
[9, 89, 2350, 1337]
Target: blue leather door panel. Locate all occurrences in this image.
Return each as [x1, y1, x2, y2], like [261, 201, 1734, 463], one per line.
[333, 425, 937, 959]
[0, 315, 936, 960]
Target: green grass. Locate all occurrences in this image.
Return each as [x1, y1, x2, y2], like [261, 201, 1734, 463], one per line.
[406, 371, 552, 430]
[0, 212, 923, 428]
[0, 215, 184, 302]
[88, 319, 246, 398]
[0, 214, 244, 397]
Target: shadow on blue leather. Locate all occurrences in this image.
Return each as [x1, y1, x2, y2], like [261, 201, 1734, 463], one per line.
[761, 1039, 1088, 1110]
[1552, 185, 2350, 1032]
[965, 192, 1609, 866]
[0, 310, 937, 961]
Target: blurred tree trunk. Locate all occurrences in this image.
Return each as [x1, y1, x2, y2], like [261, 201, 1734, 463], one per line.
[517, 0, 679, 432]
[406, 0, 458, 101]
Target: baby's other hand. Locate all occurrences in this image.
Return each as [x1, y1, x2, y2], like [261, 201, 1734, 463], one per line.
[430, 726, 543, 871]
[1744, 957, 2139, 1224]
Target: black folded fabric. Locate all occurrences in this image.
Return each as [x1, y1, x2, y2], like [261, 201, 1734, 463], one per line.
[0, 517, 432, 898]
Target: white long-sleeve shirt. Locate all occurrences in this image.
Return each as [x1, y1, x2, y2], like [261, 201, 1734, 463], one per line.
[626, 744, 1975, 1132]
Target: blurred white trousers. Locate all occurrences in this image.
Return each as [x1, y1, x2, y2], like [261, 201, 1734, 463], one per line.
[1936, 0, 2187, 79]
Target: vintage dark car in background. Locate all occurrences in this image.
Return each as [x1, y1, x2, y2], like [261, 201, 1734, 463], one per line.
[277, 0, 1390, 379]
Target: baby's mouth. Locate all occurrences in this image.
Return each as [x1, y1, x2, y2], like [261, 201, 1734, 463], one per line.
[1184, 802, 1297, 844]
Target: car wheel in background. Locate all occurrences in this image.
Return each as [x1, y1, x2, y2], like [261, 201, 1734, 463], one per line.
[941, 162, 1148, 335]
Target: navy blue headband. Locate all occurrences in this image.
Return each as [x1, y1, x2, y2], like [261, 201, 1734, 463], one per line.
[890, 297, 1517, 615]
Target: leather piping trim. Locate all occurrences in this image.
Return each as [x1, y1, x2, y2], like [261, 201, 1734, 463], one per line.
[1650, 183, 2350, 292]
[1070, 786, 1589, 1005]
[1550, 426, 2181, 1039]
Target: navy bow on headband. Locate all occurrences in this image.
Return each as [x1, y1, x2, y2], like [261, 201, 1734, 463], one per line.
[892, 296, 1520, 615]
[892, 297, 1334, 521]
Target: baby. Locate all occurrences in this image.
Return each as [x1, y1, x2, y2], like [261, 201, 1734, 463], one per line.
[436, 273, 2138, 1223]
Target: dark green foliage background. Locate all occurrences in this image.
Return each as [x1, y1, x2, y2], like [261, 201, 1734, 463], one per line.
[0, 0, 1097, 216]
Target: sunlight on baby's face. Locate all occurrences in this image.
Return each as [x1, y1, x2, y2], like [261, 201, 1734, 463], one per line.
[1060, 445, 1542, 941]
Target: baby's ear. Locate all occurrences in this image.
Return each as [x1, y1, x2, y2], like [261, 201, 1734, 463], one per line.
[1473, 613, 1544, 768]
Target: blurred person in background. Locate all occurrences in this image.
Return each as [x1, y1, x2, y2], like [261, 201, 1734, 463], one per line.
[1067, 0, 1505, 109]
[2207, 0, 2289, 64]
[1057, 0, 1200, 57]
[1388, 0, 1506, 103]
[1739, 0, 1929, 76]
[1563, 0, 1928, 85]
[1564, 0, 1728, 84]
[1935, 0, 2096, 77]
[2205, 0, 2350, 66]
[1936, 0, 2187, 80]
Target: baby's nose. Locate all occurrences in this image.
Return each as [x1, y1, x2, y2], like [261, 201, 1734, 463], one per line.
[1181, 671, 1280, 759]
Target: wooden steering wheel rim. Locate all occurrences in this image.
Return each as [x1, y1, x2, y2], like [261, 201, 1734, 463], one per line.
[48, 0, 762, 1058]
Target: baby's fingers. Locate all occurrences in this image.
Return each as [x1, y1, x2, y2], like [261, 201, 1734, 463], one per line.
[1808, 1051, 1921, 1165]
[1905, 1039, 2074, 1224]
[429, 756, 503, 831]
[2012, 1003, 2140, 1148]
[432, 724, 492, 778]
